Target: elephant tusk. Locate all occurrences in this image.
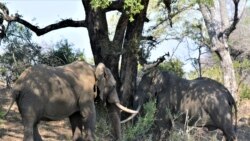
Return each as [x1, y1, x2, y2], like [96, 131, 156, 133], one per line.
[115, 103, 139, 114]
[120, 105, 141, 124]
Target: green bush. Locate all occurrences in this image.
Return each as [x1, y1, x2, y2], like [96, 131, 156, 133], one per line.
[95, 90, 237, 141]
[123, 99, 156, 141]
[158, 59, 185, 77]
[239, 84, 250, 99]
[120, 99, 222, 141]
[0, 67, 7, 76]
[0, 107, 5, 119]
[95, 104, 112, 140]
[187, 65, 223, 83]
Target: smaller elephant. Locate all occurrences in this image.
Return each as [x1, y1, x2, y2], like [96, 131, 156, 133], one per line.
[133, 69, 237, 141]
[4, 61, 138, 141]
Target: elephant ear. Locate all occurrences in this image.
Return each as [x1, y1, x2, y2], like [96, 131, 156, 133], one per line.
[95, 63, 106, 101]
[95, 63, 120, 103]
[95, 63, 106, 79]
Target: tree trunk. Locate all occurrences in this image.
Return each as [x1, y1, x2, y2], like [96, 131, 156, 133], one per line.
[120, 42, 138, 106]
[82, 1, 124, 139]
[120, 0, 149, 107]
[198, 1, 243, 101]
[83, 0, 121, 82]
[82, 0, 150, 124]
[216, 43, 238, 100]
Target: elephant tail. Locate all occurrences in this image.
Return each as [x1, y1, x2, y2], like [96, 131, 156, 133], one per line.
[3, 89, 20, 119]
[233, 100, 237, 132]
[227, 92, 237, 132]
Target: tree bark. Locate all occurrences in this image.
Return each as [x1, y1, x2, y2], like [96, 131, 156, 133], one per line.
[82, 0, 150, 127]
[120, 0, 149, 107]
[81, 1, 126, 139]
[199, 0, 246, 101]
[217, 45, 238, 99]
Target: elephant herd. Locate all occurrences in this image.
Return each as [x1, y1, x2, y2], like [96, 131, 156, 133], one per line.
[3, 60, 237, 141]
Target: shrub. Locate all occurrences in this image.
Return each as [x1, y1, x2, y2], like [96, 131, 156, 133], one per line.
[121, 100, 222, 141]
[239, 83, 250, 100]
[0, 107, 5, 119]
[95, 104, 112, 140]
[187, 65, 223, 83]
[123, 99, 156, 140]
[158, 59, 185, 78]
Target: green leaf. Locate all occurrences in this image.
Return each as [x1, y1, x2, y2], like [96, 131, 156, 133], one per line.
[90, 0, 111, 11]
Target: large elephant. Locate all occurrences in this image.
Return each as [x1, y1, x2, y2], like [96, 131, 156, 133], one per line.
[4, 60, 138, 141]
[133, 69, 237, 141]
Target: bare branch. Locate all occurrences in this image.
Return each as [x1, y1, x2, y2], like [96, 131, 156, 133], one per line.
[150, 3, 195, 31]
[163, 0, 172, 27]
[219, 0, 247, 39]
[141, 35, 155, 41]
[169, 36, 185, 59]
[13, 17, 87, 36]
[142, 52, 169, 71]
[170, 3, 195, 20]
[0, 2, 87, 36]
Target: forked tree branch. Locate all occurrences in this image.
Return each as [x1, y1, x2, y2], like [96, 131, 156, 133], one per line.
[0, 2, 88, 36]
[13, 17, 87, 36]
[218, 0, 246, 39]
[105, 0, 123, 11]
[2, 0, 125, 37]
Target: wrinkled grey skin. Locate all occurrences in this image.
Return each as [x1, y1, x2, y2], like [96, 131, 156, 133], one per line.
[134, 69, 237, 141]
[5, 61, 123, 141]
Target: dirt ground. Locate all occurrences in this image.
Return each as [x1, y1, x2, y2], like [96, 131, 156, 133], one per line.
[0, 84, 250, 141]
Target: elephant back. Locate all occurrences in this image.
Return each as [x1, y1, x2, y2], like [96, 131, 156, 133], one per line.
[191, 77, 230, 95]
[13, 61, 96, 99]
[58, 61, 96, 93]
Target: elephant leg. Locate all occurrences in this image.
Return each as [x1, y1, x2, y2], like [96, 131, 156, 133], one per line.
[22, 119, 35, 141]
[33, 124, 42, 141]
[69, 111, 83, 141]
[152, 115, 172, 140]
[21, 109, 38, 141]
[208, 108, 236, 141]
[80, 101, 96, 141]
[152, 100, 172, 140]
[107, 103, 121, 141]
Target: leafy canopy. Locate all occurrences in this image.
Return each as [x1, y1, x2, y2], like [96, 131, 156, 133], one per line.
[91, 0, 144, 21]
